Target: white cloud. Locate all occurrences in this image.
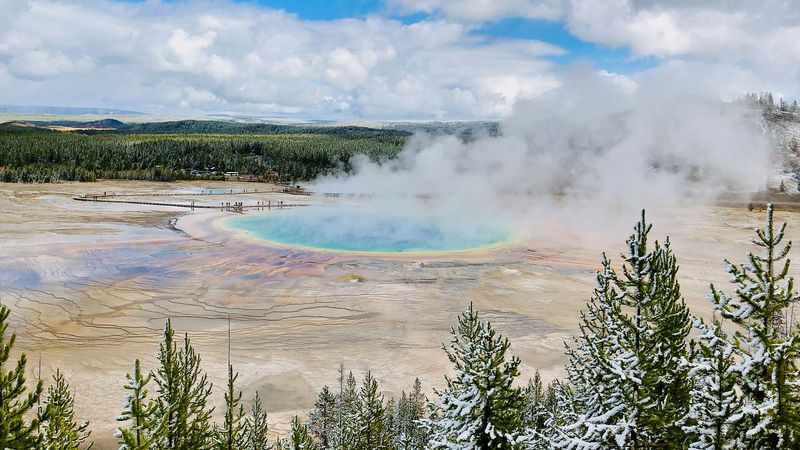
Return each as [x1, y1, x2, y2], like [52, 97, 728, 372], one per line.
[565, 0, 800, 64]
[567, 0, 800, 97]
[393, 0, 800, 99]
[0, 0, 563, 119]
[8, 50, 93, 80]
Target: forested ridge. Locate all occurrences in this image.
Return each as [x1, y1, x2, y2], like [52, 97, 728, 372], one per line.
[2, 206, 800, 449]
[1, 94, 798, 186]
[0, 122, 409, 183]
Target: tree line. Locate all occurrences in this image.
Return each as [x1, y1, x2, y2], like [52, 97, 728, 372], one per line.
[741, 92, 800, 121]
[2, 205, 799, 449]
[0, 124, 407, 183]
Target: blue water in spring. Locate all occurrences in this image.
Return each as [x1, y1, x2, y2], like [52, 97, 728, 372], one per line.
[225, 208, 509, 253]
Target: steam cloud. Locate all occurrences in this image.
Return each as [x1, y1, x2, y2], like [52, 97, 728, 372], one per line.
[311, 67, 772, 242]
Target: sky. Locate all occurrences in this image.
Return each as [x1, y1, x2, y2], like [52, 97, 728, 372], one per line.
[0, 0, 798, 120]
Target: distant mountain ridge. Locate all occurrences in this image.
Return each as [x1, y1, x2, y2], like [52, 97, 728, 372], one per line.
[9, 118, 500, 138]
[0, 105, 144, 116]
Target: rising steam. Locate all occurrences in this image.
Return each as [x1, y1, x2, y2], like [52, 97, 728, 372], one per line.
[311, 67, 772, 242]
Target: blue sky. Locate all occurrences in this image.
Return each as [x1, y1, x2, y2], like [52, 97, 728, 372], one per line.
[476, 18, 659, 74]
[241, 0, 388, 21]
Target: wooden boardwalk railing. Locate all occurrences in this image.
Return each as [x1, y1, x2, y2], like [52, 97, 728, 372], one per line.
[73, 195, 305, 212]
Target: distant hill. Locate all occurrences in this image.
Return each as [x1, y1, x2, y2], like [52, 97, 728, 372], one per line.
[0, 118, 423, 143]
[3, 118, 415, 139]
[19, 118, 125, 131]
[114, 120, 413, 138]
[0, 121, 56, 133]
[8, 117, 499, 138]
[80, 118, 125, 129]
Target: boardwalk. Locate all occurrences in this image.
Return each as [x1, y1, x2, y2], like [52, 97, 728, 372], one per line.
[73, 193, 306, 212]
[81, 187, 276, 198]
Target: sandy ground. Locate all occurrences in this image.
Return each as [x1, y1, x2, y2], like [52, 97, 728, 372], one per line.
[0, 180, 797, 448]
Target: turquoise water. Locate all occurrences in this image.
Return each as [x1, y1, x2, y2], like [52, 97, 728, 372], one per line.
[225, 208, 508, 253]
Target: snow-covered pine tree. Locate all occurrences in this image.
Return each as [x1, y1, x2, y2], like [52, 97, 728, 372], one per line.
[244, 392, 270, 450]
[521, 372, 548, 435]
[277, 417, 317, 450]
[427, 303, 525, 450]
[709, 204, 800, 447]
[407, 378, 428, 448]
[151, 320, 214, 450]
[39, 369, 92, 450]
[391, 379, 428, 450]
[0, 303, 43, 449]
[682, 318, 739, 450]
[638, 235, 692, 445]
[308, 385, 336, 448]
[354, 371, 391, 449]
[520, 371, 553, 449]
[542, 380, 572, 438]
[556, 212, 691, 449]
[214, 364, 246, 450]
[384, 397, 397, 446]
[555, 254, 637, 449]
[525, 379, 572, 450]
[116, 359, 157, 450]
[387, 394, 403, 447]
[330, 370, 358, 450]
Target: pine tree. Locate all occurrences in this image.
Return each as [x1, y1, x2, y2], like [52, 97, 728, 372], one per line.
[709, 204, 800, 447]
[542, 380, 571, 438]
[407, 379, 428, 448]
[330, 369, 358, 450]
[354, 371, 391, 449]
[308, 385, 336, 448]
[214, 365, 246, 450]
[427, 303, 525, 450]
[116, 359, 157, 450]
[39, 369, 92, 450]
[682, 319, 739, 450]
[524, 379, 571, 449]
[278, 416, 317, 450]
[555, 254, 637, 448]
[391, 379, 427, 450]
[151, 320, 214, 450]
[521, 372, 548, 434]
[244, 392, 270, 450]
[520, 372, 551, 449]
[641, 235, 692, 445]
[556, 211, 691, 449]
[0, 303, 43, 449]
[385, 397, 397, 447]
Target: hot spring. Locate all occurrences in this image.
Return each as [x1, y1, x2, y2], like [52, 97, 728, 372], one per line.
[223, 207, 509, 253]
